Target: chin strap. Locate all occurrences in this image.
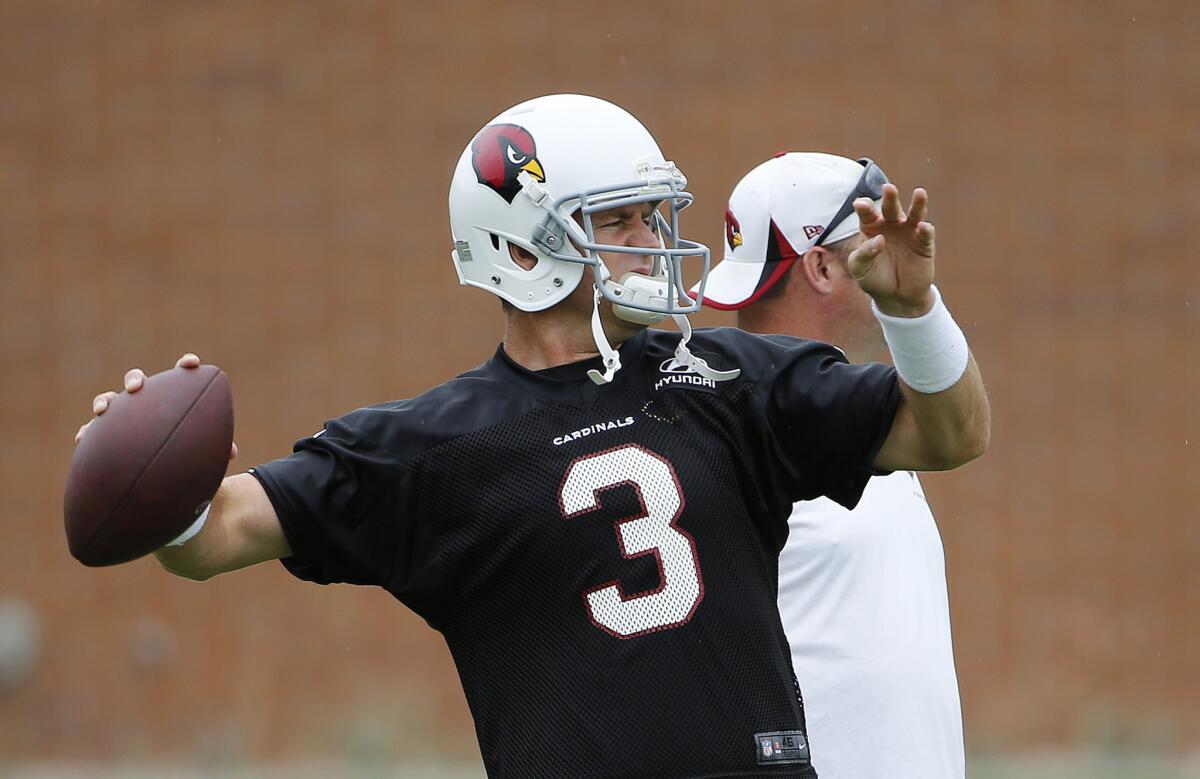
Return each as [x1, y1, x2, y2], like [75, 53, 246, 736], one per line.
[670, 313, 741, 382]
[587, 286, 623, 385]
[587, 267, 741, 386]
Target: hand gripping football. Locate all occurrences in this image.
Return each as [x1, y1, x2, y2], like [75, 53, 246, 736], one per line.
[64, 365, 234, 567]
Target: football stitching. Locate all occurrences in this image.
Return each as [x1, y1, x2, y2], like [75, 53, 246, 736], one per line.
[78, 368, 223, 563]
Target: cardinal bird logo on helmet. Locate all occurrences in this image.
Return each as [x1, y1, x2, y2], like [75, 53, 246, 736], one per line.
[471, 124, 546, 204]
[725, 207, 744, 251]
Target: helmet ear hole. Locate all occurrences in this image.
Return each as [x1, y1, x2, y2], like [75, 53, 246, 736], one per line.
[505, 239, 539, 271]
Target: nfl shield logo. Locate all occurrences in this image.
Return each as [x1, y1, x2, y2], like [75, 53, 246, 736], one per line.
[761, 738, 774, 757]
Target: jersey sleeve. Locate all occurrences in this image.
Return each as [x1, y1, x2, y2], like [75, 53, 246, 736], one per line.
[250, 408, 437, 593]
[752, 336, 901, 509]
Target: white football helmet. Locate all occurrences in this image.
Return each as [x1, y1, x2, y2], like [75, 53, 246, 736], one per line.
[448, 94, 736, 385]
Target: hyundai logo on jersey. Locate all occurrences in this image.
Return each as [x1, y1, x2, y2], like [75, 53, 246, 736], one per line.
[655, 358, 717, 392]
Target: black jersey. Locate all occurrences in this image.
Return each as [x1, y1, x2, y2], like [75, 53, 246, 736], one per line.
[251, 327, 900, 779]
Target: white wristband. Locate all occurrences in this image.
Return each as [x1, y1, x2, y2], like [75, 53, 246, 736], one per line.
[872, 285, 969, 394]
[166, 502, 211, 547]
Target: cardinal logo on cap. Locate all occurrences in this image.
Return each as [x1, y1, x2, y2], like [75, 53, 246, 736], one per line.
[725, 207, 744, 250]
[471, 123, 546, 204]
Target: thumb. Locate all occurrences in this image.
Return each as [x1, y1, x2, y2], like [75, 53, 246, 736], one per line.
[847, 235, 885, 281]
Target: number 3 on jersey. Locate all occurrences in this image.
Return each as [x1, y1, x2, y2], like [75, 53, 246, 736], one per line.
[558, 444, 704, 638]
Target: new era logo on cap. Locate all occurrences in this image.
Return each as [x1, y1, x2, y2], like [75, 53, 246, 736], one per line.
[803, 225, 824, 240]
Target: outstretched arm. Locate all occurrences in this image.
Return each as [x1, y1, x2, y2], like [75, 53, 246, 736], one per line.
[846, 185, 991, 472]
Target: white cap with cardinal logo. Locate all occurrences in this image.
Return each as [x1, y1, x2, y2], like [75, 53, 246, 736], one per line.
[695, 152, 879, 310]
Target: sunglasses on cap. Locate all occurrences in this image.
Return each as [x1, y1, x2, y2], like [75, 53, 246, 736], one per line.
[813, 158, 889, 247]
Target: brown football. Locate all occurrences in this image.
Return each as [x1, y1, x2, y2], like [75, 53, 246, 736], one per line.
[64, 364, 234, 567]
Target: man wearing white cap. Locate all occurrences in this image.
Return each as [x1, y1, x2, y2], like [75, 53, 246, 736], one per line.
[696, 153, 970, 778]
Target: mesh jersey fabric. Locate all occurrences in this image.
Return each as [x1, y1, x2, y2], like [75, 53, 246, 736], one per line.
[251, 327, 900, 779]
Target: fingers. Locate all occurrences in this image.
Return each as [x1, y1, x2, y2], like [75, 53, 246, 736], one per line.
[854, 197, 884, 234]
[84, 355, 198, 439]
[906, 188, 929, 226]
[880, 183, 905, 224]
[858, 185, 933, 253]
[92, 390, 119, 415]
[909, 188, 935, 251]
[847, 235, 886, 281]
[82, 385, 119, 443]
[124, 368, 147, 393]
[80, 355, 201, 445]
[917, 221, 935, 249]
[128, 353, 199, 388]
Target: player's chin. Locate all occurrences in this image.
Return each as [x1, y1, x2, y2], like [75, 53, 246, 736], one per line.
[603, 306, 651, 331]
[598, 312, 649, 345]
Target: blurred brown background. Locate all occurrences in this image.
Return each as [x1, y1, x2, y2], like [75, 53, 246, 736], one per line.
[2, 0, 1197, 771]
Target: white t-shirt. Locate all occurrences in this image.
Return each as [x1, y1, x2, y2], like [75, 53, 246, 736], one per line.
[778, 470, 965, 778]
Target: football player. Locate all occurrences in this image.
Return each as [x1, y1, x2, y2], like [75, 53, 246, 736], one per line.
[697, 153, 969, 778]
[78, 95, 988, 778]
